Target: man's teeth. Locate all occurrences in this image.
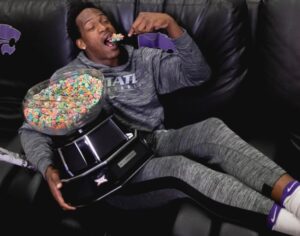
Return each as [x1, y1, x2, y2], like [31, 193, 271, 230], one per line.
[104, 38, 115, 47]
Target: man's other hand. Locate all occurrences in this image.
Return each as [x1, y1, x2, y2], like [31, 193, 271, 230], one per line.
[45, 165, 76, 211]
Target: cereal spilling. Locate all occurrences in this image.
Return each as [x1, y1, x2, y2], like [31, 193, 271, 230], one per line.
[110, 33, 124, 43]
[23, 73, 104, 134]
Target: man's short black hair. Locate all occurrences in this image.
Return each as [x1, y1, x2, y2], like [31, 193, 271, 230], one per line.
[67, 1, 106, 43]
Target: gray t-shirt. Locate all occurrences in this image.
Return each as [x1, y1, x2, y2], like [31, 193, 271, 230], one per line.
[19, 30, 211, 177]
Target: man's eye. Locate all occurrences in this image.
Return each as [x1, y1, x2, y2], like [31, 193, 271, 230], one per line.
[86, 25, 95, 31]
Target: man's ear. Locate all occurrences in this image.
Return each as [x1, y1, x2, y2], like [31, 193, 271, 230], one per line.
[76, 38, 86, 50]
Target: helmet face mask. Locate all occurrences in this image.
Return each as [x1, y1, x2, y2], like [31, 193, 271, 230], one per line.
[56, 116, 153, 207]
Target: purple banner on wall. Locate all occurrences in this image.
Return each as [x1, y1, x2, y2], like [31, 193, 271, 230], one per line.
[138, 32, 176, 52]
[0, 24, 21, 55]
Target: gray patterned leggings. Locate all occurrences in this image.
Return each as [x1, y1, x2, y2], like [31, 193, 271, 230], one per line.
[106, 118, 286, 215]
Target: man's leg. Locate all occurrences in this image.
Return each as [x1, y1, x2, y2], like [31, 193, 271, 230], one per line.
[106, 155, 300, 236]
[153, 117, 290, 198]
[124, 155, 274, 214]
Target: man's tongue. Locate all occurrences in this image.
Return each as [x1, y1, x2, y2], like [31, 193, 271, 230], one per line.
[104, 37, 115, 47]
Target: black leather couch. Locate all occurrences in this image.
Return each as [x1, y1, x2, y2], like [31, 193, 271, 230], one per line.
[1, 0, 300, 235]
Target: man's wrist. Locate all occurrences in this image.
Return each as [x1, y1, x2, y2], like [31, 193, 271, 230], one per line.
[166, 16, 184, 39]
[44, 164, 56, 180]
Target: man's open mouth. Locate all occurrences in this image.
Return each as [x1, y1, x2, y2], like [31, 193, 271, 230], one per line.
[103, 33, 124, 47]
[104, 36, 115, 47]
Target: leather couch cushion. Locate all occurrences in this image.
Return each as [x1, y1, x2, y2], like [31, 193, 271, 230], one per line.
[257, 0, 300, 155]
[0, 0, 75, 133]
[171, 200, 275, 236]
[258, 0, 300, 111]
